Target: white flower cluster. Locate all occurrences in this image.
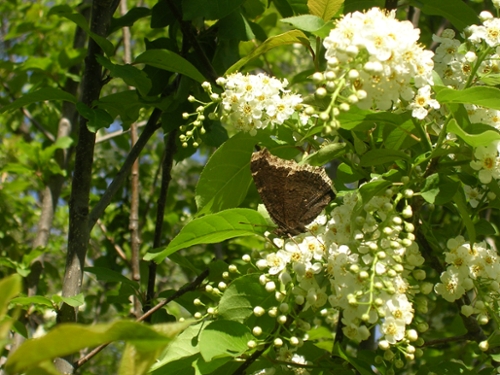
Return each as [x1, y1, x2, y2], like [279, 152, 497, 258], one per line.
[470, 141, 500, 184]
[255, 190, 424, 349]
[433, 15, 500, 131]
[435, 236, 500, 322]
[322, 7, 436, 119]
[217, 73, 306, 136]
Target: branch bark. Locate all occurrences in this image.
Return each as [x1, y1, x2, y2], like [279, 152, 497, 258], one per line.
[55, 0, 118, 372]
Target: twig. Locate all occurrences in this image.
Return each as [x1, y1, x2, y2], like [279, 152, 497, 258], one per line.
[95, 120, 146, 143]
[96, 219, 129, 264]
[88, 108, 162, 231]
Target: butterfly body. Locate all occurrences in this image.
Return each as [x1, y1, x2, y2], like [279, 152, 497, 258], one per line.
[250, 148, 334, 236]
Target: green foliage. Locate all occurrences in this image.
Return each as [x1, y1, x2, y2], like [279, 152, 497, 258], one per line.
[5, 320, 190, 374]
[3, 0, 500, 374]
[144, 208, 270, 262]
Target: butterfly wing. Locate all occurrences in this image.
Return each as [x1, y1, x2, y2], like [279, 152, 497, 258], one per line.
[250, 148, 334, 236]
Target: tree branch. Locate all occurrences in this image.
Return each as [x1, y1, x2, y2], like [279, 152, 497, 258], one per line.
[88, 108, 162, 230]
[56, 0, 118, 372]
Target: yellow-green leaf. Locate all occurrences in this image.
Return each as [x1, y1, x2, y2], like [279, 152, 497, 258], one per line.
[307, 0, 343, 21]
[225, 30, 310, 74]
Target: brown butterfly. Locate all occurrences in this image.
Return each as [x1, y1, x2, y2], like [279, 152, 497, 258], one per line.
[250, 148, 334, 236]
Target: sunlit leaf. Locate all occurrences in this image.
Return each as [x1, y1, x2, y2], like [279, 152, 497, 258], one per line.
[281, 15, 325, 32]
[436, 86, 500, 110]
[199, 320, 252, 361]
[448, 119, 500, 147]
[195, 132, 256, 215]
[225, 30, 310, 74]
[307, 0, 343, 21]
[143, 209, 269, 262]
[5, 321, 190, 373]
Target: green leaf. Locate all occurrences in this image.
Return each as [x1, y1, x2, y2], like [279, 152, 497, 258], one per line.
[96, 55, 152, 96]
[336, 162, 364, 186]
[199, 320, 252, 361]
[21, 57, 53, 71]
[0, 275, 26, 345]
[354, 179, 392, 220]
[118, 342, 162, 375]
[85, 267, 139, 288]
[134, 49, 205, 83]
[40, 136, 74, 164]
[0, 274, 22, 318]
[195, 133, 256, 214]
[475, 219, 496, 236]
[307, 0, 343, 21]
[182, 0, 246, 20]
[0, 87, 77, 114]
[52, 293, 85, 307]
[272, 0, 294, 17]
[335, 345, 377, 375]
[10, 296, 54, 308]
[149, 323, 203, 373]
[280, 15, 325, 32]
[5, 320, 190, 374]
[421, 174, 459, 205]
[453, 189, 476, 244]
[301, 143, 346, 166]
[48, 6, 115, 57]
[383, 118, 418, 151]
[448, 118, 500, 147]
[289, 0, 309, 14]
[218, 274, 271, 323]
[338, 106, 408, 132]
[414, 0, 479, 31]
[436, 86, 500, 110]
[218, 10, 255, 41]
[110, 7, 151, 34]
[143, 208, 269, 262]
[96, 91, 143, 128]
[25, 361, 61, 375]
[360, 149, 410, 167]
[76, 102, 114, 132]
[225, 30, 310, 74]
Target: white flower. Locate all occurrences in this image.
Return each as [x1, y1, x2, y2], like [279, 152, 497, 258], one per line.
[434, 268, 466, 302]
[470, 142, 500, 183]
[381, 316, 406, 344]
[463, 185, 484, 208]
[385, 295, 414, 325]
[407, 85, 440, 119]
[468, 16, 500, 47]
[323, 7, 434, 114]
[342, 321, 371, 342]
[433, 37, 461, 64]
[219, 72, 303, 134]
[266, 250, 290, 275]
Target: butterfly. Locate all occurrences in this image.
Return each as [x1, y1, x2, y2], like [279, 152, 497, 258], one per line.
[250, 148, 335, 236]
